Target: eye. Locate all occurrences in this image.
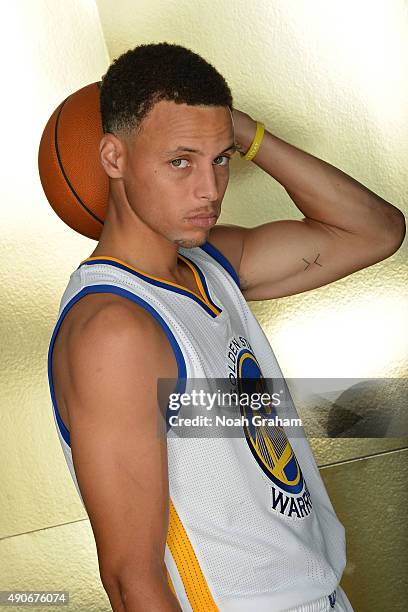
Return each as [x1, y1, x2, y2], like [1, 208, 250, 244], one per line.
[170, 158, 190, 169]
[213, 155, 230, 166]
[170, 155, 231, 170]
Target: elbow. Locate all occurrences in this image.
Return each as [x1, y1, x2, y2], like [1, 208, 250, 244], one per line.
[384, 209, 406, 255]
[360, 209, 406, 267]
[370, 206, 406, 258]
[357, 201, 406, 258]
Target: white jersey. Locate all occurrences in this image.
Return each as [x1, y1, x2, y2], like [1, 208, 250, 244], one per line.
[48, 242, 353, 612]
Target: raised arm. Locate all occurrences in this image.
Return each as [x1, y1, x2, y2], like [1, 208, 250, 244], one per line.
[207, 109, 405, 301]
[62, 296, 181, 612]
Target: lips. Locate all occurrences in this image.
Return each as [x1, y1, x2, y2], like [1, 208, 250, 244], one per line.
[186, 215, 218, 228]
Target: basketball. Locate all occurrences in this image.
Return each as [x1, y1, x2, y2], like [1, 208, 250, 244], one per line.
[38, 81, 107, 240]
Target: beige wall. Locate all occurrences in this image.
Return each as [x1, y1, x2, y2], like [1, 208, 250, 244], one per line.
[1, 0, 406, 610]
[0, 1, 112, 610]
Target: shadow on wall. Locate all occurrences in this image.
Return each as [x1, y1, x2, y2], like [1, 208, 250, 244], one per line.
[291, 378, 408, 438]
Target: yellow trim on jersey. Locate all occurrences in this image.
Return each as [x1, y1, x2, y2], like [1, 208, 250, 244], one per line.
[167, 499, 219, 611]
[177, 253, 209, 302]
[79, 255, 222, 316]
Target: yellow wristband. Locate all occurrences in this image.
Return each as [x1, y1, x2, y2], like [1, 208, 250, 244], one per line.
[240, 121, 265, 161]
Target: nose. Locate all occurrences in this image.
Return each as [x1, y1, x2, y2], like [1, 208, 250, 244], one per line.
[195, 165, 219, 202]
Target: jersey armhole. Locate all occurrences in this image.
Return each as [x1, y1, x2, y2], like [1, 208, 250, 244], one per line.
[200, 241, 241, 288]
[48, 284, 187, 446]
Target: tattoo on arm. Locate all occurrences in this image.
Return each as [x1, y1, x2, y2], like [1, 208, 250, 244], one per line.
[302, 253, 322, 270]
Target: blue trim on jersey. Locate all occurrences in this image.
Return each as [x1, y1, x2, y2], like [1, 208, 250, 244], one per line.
[48, 315, 71, 446]
[48, 284, 187, 447]
[200, 241, 240, 288]
[179, 253, 221, 314]
[80, 258, 221, 318]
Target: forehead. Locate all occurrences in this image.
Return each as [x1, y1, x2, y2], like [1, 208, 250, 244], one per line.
[137, 99, 234, 153]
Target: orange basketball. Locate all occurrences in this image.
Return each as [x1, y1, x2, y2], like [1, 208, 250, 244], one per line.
[38, 81, 108, 240]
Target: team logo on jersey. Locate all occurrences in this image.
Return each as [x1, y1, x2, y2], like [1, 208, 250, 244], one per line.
[227, 335, 313, 519]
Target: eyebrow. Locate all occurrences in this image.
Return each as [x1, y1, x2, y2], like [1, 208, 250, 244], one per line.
[162, 143, 239, 157]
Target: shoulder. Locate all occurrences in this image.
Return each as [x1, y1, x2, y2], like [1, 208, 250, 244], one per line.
[60, 292, 166, 343]
[54, 292, 178, 386]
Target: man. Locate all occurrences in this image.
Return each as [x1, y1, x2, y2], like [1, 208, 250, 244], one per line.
[48, 42, 405, 612]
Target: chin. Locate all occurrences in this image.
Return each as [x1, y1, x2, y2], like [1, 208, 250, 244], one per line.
[174, 236, 207, 249]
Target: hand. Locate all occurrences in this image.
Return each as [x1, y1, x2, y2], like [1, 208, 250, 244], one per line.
[231, 107, 257, 155]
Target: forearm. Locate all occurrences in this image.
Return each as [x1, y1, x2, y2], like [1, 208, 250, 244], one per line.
[103, 573, 182, 612]
[232, 109, 405, 244]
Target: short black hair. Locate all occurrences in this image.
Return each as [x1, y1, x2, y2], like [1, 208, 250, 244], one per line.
[99, 42, 233, 137]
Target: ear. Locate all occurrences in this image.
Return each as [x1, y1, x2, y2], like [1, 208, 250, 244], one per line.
[99, 133, 127, 178]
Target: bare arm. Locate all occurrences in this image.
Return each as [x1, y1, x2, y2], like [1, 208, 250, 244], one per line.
[209, 109, 405, 301]
[63, 297, 181, 611]
[209, 216, 404, 301]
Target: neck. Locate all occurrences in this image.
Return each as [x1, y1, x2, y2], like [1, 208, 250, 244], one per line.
[89, 188, 187, 280]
